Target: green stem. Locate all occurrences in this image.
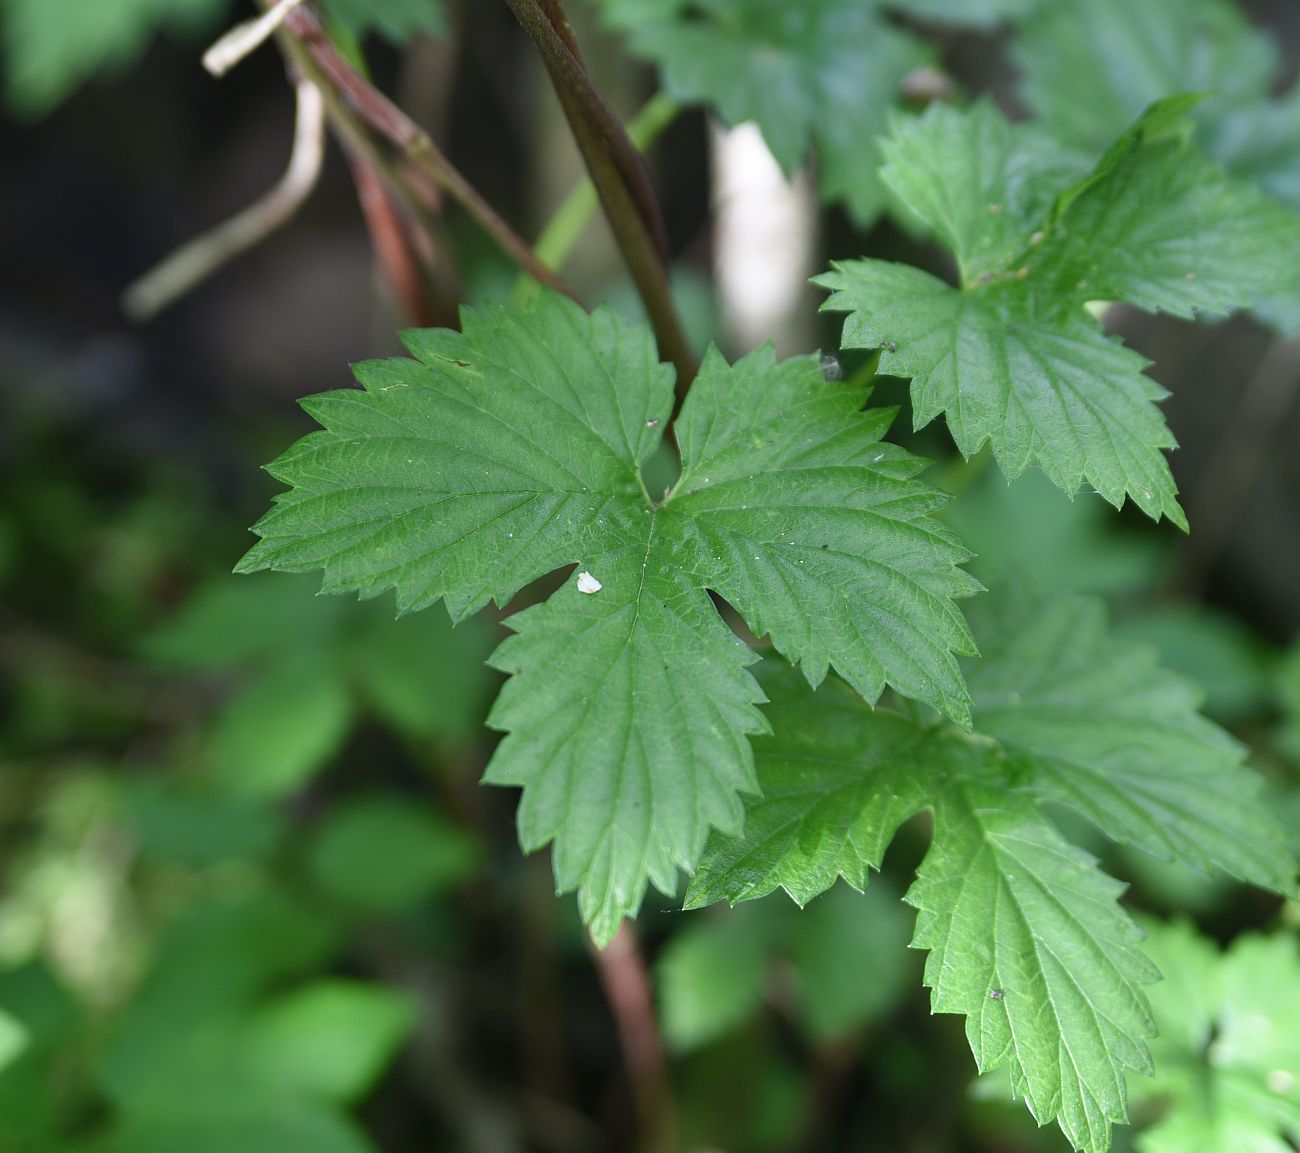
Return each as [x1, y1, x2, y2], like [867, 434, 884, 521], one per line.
[514, 92, 681, 300]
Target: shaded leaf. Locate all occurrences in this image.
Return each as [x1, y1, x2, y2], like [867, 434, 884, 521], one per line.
[240, 292, 976, 942]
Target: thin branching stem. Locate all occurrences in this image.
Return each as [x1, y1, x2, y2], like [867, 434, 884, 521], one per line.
[279, 4, 578, 301]
[587, 924, 678, 1153]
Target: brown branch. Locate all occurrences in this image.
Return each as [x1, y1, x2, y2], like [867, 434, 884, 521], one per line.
[530, 0, 669, 264]
[343, 141, 445, 327]
[587, 924, 677, 1153]
[504, 0, 696, 400]
[277, 4, 578, 302]
[302, 46, 457, 323]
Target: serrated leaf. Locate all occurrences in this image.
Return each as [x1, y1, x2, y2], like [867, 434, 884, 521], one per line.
[687, 591, 1297, 1152]
[684, 662, 933, 908]
[1135, 922, 1300, 1153]
[967, 594, 1297, 896]
[599, 0, 930, 224]
[819, 258, 1183, 525]
[908, 777, 1158, 1153]
[1014, 0, 1275, 157]
[1013, 0, 1300, 334]
[239, 292, 976, 943]
[818, 99, 1300, 525]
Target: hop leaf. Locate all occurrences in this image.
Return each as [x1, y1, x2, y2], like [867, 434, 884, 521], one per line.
[1013, 0, 1300, 333]
[968, 594, 1297, 896]
[817, 98, 1300, 526]
[688, 590, 1296, 1152]
[908, 776, 1159, 1153]
[238, 292, 977, 943]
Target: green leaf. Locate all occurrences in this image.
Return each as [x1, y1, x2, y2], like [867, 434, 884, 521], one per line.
[787, 881, 913, 1043]
[691, 661, 1160, 1152]
[1114, 604, 1274, 723]
[307, 796, 480, 913]
[106, 1103, 376, 1153]
[600, 0, 930, 224]
[1013, 0, 1300, 333]
[142, 573, 346, 671]
[123, 779, 285, 866]
[239, 291, 977, 943]
[968, 594, 1297, 896]
[1, 0, 228, 118]
[818, 99, 1300, 526]
[658, 880, 912, 1051]
[684, 662, 933, 908]
[657, 905, 775, 1051]
[319, 0, 446, 43]
[147, 573, 495, 793]
[98, 893, 341, 1109]
[941, 466, 1168, 598]
[1014, 0, 1275, 157]
[1135, 922, 1300, 1153]
[688, 591, 1296, 1152]
[0, 1011, 30, 1076]
[210, 653, 355, 798]
[1212, 89, 1300, 216]
[241, 981, 416, 1104]
[349, 607, 496, 741]
[908, 777, 1158, 1153]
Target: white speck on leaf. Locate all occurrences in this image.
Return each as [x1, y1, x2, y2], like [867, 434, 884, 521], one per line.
[577, 571, 602, 594]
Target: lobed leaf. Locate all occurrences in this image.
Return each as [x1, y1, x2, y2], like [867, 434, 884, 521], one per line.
[908, 778, 1158, 1153]
[689, 589, 1297, 1151]
[818, 99, 1300, 526]
[968, 595, 1297, 896]
[240, 292, 977, 943]
[1013, 0, 1300, 333]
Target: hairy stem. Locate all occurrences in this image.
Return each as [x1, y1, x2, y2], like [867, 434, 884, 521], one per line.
[504, 0, 696, 398]
[588, 924, 678, 1153]
[278, 3, 577, 301]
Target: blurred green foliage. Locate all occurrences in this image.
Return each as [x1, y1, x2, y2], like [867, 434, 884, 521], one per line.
[2, 0, 1299, 1151]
